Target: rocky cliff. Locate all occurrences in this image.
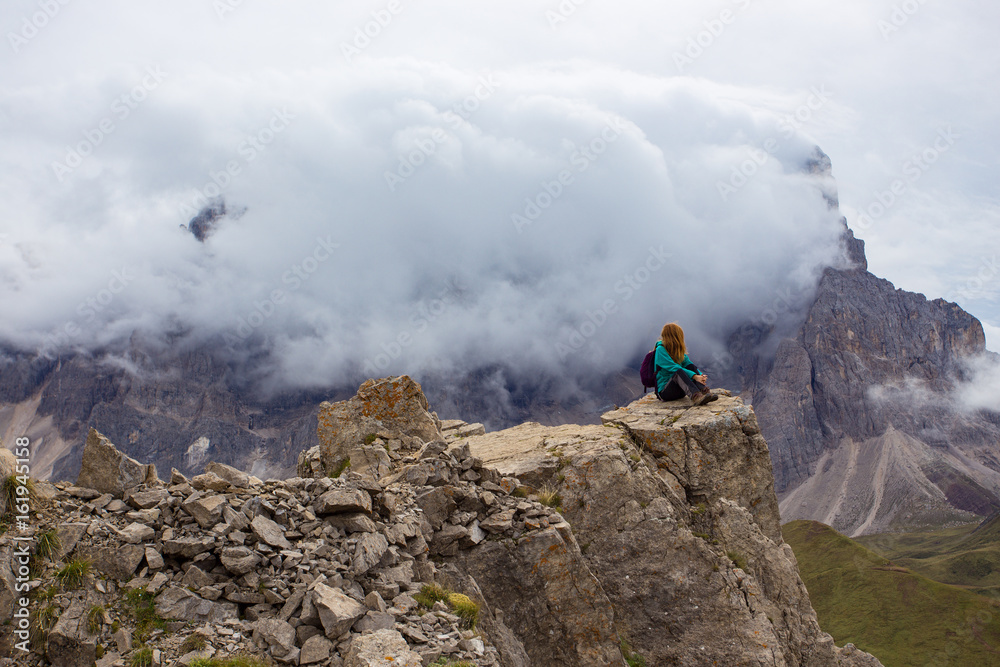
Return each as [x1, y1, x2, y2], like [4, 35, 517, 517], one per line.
[733, 230, 1000, 536]
[1, 376, 882, 667]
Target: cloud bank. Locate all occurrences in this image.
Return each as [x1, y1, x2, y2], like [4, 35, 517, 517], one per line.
[0, 61, 847, 394]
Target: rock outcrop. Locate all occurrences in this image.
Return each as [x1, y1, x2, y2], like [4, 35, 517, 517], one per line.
[733, 230, 1000, 535]
[316, 375, 443, 477]
[4, 376, 883, 667]
[76, 428, 159, 498]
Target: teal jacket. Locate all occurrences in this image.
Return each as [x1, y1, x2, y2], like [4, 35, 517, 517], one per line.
[654, 341, 700, 393]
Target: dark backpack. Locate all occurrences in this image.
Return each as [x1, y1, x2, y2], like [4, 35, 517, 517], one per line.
[639, 345, 659, 393]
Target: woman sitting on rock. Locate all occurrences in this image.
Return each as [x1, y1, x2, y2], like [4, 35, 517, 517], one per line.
[654, 322, 717, 405]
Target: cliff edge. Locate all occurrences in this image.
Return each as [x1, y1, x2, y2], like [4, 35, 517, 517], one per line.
[2, 376, 882, 667]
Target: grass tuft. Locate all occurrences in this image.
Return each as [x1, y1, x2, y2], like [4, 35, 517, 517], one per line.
[125, 589, 167, 642]
[727, 550, 748, 571]
[87, 604, 104, 634]
[190, 655, 268, 667]
[329, 457, 351, 478]
[414, 584, 479, 629]
[179, 634, 207, 654]
[414, 583, 449, 609]
[130, 646, 153, 667]
[1, 474, 35, 517]
[446, 592, 479, 629]
[536, 486, 563, 509]
[55, 558, 92, 589]
[619, 636, 647, 667]
[35, 528, 61, 561]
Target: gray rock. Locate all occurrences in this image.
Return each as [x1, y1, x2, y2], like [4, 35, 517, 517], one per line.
[191, 472, 232, 493]
[155, 586, 238, 623]
[64, 486, 101, 500]
[113, 627, 131, 653]
[75, 428, 159, 498]
[327, 512, 378, 533]
[315, 488, 372, 515]
[145, 547, 164, 570]
[126, 508, 160, 524]
[222, 504, 250, 531]
[352, 532, 389, 575]
[344, 629, 422, 667]
[220, 546, 260, 575]
[118, 522, 155, 544]
[299, 635, 333, 664]
[205, 461, 252, 488]
[278, 589, 306, 622]
[181, 493, 228, 529]
[181, 566, 214, 589]
[253, 618, 297, 659]
[316, 375, 443, 475]
[46, 600, 96, 667]
[55, 523, 88, 560]
[127, 488, 169, 510]
[353, 610, 395, 633]
[75, 544, 144, 580]
[312, 583, 367, 638]
[416, 487, 457, 530]
[162, 537, 215, 559]
[251, 515, 293, 549]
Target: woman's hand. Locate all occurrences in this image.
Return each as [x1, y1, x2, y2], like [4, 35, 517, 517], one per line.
[694, 374, 708, 384]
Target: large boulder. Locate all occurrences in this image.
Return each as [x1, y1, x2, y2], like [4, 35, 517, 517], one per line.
[155, 586, 238, 623]
[317, 376, 442, 475]
[344, 629, 422, 667]
[312, 583, 367, 638]
[46, 600, 96, 667]
[76, 428, 159, 497]
[204, 461, 252, 488]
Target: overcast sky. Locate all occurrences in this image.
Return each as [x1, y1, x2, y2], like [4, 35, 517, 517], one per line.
[1, 0, 997, 395]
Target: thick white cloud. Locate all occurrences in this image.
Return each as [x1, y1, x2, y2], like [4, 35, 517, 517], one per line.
[0, 0, 997, 395]
[0, 60, 845, 391]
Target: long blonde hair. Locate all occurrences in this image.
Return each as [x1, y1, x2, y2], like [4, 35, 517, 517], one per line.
[660, 323, 686, 364]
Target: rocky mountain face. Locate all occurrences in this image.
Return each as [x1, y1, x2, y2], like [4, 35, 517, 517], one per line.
[0, 344, 336, 483]
[1, 376, 882, 667]
[733, 230, 1000, 536]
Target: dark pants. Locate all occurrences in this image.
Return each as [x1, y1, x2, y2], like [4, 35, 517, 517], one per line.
[656, 363, 707, 401]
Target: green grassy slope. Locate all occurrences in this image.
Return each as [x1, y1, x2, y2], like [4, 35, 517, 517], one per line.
[783, 520, 1000, 667]
[857, 514, 1000, 599]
